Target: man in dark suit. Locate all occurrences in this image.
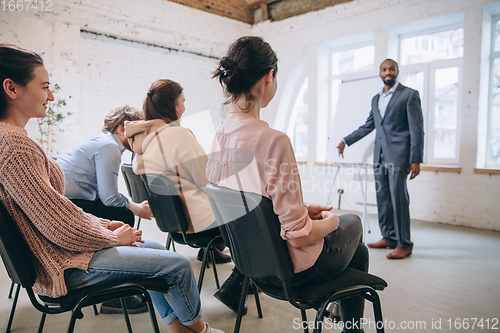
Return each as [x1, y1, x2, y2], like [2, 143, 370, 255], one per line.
[337, 59, 424, 259]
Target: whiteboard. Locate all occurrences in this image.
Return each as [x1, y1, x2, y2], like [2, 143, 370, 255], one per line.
[180, 110, 216, 154]
[326, 76, 381, 165]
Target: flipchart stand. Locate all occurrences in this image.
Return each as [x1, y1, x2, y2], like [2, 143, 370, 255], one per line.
[323, 163, 373, 241]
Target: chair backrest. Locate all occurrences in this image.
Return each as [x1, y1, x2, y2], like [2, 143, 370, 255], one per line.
[206, 183, 294, 281]
[121, 164, 148, 203]
[0, 203, 37, 288]
[140, 173, 189, 233]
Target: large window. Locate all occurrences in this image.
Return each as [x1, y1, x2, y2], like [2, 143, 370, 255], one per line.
[487, 17, 500, 167]
[330, 45, 375, 131]
[286, 76, 308, 160]
[399, 25, 463, 164]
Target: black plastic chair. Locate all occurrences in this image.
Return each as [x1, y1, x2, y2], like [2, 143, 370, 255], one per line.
[121, 164, 175, 250]
[0, 203, 168, 333]
[5, 282, 20, 333]
[121, 163, 149, 230]
[206, 183, 388, 333]
[141, 173, 221, 292]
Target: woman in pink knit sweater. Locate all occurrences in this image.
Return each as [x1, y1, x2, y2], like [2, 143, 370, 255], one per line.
[208, 37, 369, 333]
[0, 44, 223, 333]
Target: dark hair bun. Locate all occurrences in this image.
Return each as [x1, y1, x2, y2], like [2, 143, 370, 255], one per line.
[219, 56, 236, 77]
[215, 56, 242, 94]
[213, 36, 278, 108]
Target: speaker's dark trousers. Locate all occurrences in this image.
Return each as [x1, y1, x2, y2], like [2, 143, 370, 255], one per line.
[373, 150, 413, 251]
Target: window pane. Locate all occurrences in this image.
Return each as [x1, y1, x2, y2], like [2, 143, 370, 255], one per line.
[489, 58, 500, 164]
[495, 19, 500, 52]
[432, 130, 456, 159]
[287, 77, 308, 160]
[401, 28, 464, 65]
[401, 71, 427, 141]
[330, 79, 341, 120]
[401, 71, 425, 102]
[332, 46, 374, 75]
[433, 67, 459, 159]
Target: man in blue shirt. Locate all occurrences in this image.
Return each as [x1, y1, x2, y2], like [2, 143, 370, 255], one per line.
[58, 105, 152, 227]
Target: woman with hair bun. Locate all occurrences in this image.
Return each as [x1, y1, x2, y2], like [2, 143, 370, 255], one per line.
[208, 36, 368, 333]
[0, 44, 224, 333]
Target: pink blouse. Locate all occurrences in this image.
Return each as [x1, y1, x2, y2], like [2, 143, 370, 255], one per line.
[207, 117, 323, 273]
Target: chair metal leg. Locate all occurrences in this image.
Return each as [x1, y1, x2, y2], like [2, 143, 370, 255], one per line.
[166, 234, 176, 252]
[121, 298, 133, 333]
[301, 308, 309, 333]
[234, 276, 250, 333]
[210, 249, 221, 290]
[67, 310, 81, 333]
[92, 304, 99, 316]
[252, 283, 263, 318]
[8, 282, 15, 298]
[6, 283, 20, 333]
[369, 291, 385, 333]
[197, 246, 210, 292]
[37, 313, 47, 333]
[144, 293, 161, 333]
[313, 298, 330, 333]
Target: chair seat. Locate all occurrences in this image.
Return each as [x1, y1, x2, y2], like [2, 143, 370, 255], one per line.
[169, 231, 220, 248]
[38, 278, 169, 308]
[253, 268, 387, 307]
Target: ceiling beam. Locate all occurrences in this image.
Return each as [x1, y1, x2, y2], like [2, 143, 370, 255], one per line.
[248, 0, 280, 10]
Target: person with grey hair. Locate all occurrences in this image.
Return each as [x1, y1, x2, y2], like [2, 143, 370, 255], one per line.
[58, 106, 152, 228]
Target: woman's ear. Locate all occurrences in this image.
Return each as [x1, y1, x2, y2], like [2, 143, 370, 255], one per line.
[265, 69, 275, 85]
[3, 79, 18, 100]
[268, 68, 275, 81]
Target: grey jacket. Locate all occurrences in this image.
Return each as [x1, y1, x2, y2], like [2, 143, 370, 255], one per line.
[344, 83, 424, 167]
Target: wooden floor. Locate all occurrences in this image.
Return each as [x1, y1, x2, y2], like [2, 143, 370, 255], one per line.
[1, 212, 499, 333]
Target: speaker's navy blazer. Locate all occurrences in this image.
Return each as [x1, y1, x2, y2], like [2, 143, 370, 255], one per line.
[344, 83, 424, 167]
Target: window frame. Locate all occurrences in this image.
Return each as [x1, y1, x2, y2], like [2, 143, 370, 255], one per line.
[398, 25, 463, 165]
[285, 71, 309, 162]
[487, 15, 500, 168]
[327, 42, 376, 160]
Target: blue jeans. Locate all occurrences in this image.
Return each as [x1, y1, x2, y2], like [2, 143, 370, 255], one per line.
[64, 240, 201, 325]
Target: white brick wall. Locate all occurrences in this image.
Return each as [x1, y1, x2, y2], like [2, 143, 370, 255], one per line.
[78, 32, 224, 144]
[0, 0, 250, 153]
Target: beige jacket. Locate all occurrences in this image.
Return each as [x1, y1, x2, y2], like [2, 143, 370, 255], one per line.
[124, 119, 215, 233]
